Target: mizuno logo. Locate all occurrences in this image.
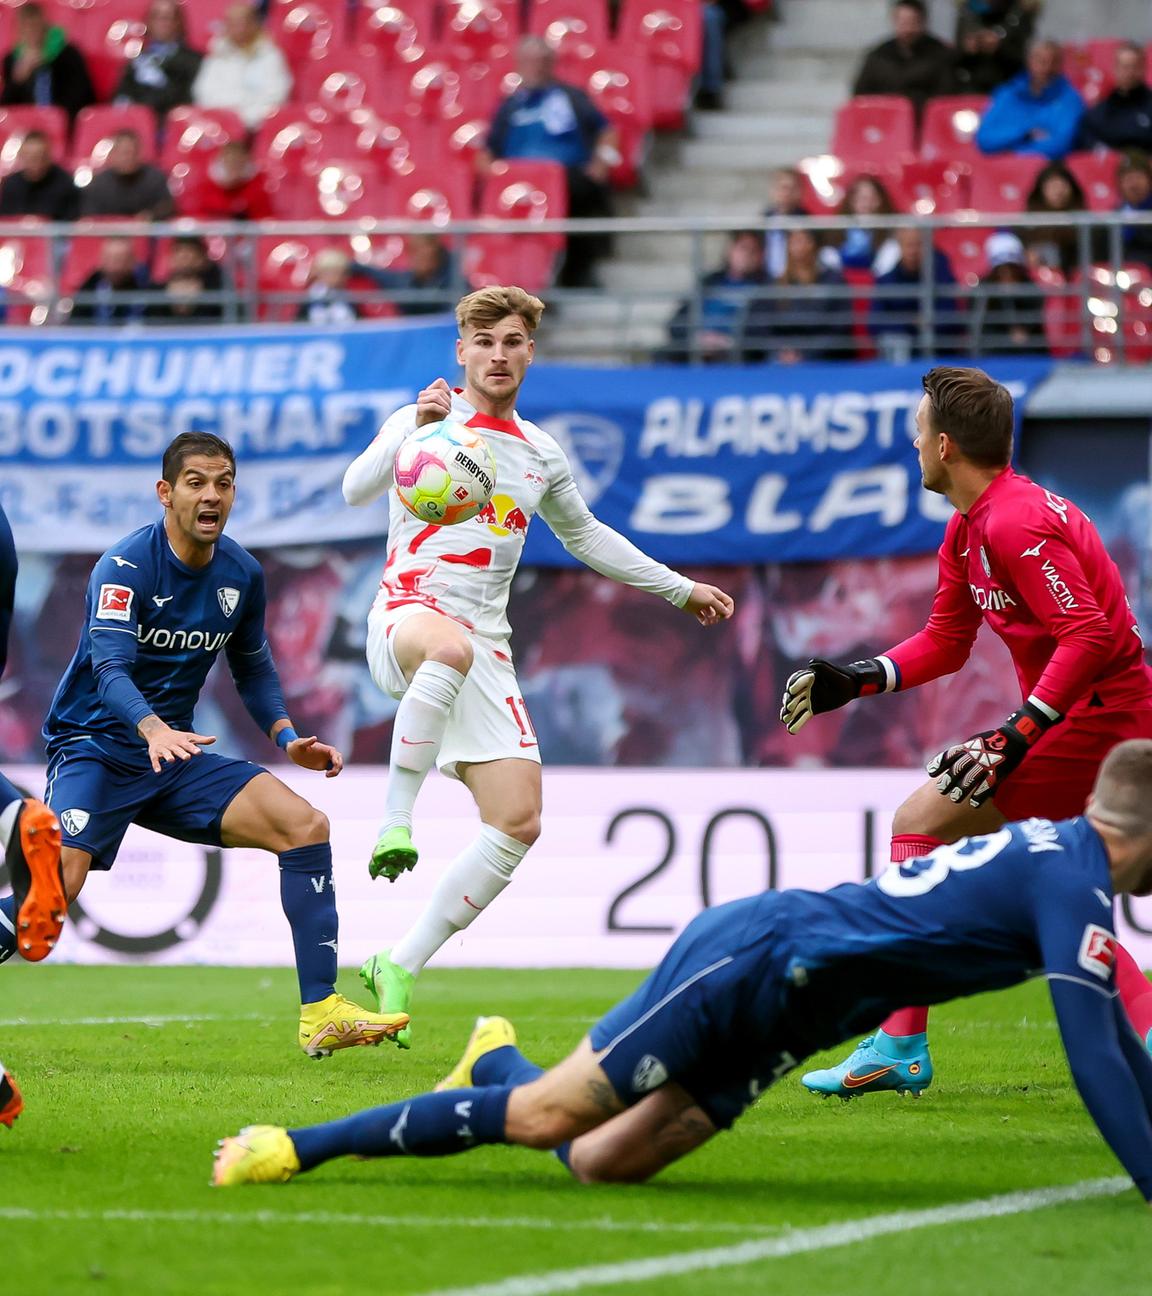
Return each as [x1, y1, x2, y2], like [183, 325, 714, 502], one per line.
[1021, 540, 1047, 558]
[110, 555, 138, 568]
[152, 595, 174, 607]
[842, 1065, 897, 1089]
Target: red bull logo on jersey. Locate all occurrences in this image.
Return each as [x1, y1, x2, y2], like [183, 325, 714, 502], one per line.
[476, 493, 529, 539]
[969, 583, 1017, 612]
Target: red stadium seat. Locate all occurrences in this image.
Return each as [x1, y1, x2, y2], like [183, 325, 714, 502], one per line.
[967, 154, 1046, 212]
[0, 218, 53, 321]
[897, 158, 970, 214]
[255, 233, 332, 320]
[616, 0, 702, 130]
[919, 95, 989, 165]
[72, 105, 158, 178]
[161, 106, 247, 165]
[452, 49, 520, 120]
[441, 2, 520, 65]
[530, 0, 611, 48]
[251, 103, 331, 170]
[1064, 39, 1122, 109]
[389, 164, 474, 221]
[182, 0, 236, 51]
[1065, 149, 1121, 212]
[467, 158, 567, 292]
[934, 225, 994, 287]
[294, 49, 380, 115]
[353, 0, 436, 46]
[1083, 262, 1152, 363]
[584, 51, 654, 188]
[352, 1, 428, 66]
[0, 106, 68, 176]
[795, 154, 905, 215]
[401, 58, 466, 129]
[281, 157, 391, 219]
[1036, 265, 1081, 358]
[267, 0, 345, 61]
[831, 96, 916, 167]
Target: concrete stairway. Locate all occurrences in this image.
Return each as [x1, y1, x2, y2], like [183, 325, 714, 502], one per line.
[541, 0, 889, 363]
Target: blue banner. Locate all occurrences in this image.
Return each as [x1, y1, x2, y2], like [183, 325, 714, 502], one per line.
[0, 321, 1051, 563]
[520, 357, 1052, 565]
[0, 318, 458, 553]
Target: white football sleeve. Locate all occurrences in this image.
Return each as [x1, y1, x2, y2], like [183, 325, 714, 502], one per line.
[342, 406, 418, 506]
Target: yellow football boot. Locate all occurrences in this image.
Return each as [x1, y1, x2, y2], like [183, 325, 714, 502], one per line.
[435, 1016, 517, 1091]
[213, 1125, 300, 1187]
[298, 992, 409, 1058]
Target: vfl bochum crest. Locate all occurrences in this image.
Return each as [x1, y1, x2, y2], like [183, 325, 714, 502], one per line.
[217, 587, 239, 617]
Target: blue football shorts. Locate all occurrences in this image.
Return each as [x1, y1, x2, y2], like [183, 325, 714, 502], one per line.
[45, 740, 265, 870]
[588, 899, 798, 1130]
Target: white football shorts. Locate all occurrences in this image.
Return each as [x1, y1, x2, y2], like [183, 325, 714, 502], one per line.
[366, 604, 542, 779]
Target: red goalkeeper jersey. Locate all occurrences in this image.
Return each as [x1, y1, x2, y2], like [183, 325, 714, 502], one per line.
[882, 467, 1152, 718]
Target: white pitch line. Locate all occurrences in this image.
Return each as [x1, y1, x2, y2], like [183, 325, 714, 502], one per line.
[421, 1177, 1132, 1296]
[0, 1207, 771, 1238]
[0, 1013, 268, 1028]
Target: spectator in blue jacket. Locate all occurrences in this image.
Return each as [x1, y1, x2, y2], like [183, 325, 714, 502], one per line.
[1079, 42, 1152, 154]
[976, 39, 1084, 159]
[482, 35, 620, 287]
[869, 227, 961, 356]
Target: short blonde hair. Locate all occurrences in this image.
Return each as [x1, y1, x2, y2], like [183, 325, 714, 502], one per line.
[1089, 740, 1152, 837]
[456, 286, 545, 335]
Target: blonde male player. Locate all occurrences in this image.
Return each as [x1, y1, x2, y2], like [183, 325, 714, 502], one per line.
[343, 286, 734, 1046]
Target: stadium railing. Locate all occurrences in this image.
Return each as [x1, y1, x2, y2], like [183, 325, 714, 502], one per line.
[2, 211, 1150, 366]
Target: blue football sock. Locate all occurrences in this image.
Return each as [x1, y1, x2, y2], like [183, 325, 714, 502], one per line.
[0, 895, 16, 966]
[875, 1028, 929, 1059]
[289, 1085, 512, 1171]
[0, 770, 22, 809]
[278, 843, 338, 1005]
[473, 1045, 544, 1087]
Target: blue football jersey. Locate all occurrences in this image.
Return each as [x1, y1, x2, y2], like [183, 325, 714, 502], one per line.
[45, 520, 270, 753]
[0, 503, 15, 678]
[761, 817, 1118, 1049]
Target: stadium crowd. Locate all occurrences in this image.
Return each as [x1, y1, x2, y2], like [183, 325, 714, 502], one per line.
[0, 0, 1147, 360]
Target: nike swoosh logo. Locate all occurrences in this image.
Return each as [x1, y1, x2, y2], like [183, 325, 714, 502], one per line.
[842, 1065, 897, 1089]
[400, 737, 435, 746]
[519, 739, 538, 749]
[463, 895, 483, 911]
[153, 595, 173, 607]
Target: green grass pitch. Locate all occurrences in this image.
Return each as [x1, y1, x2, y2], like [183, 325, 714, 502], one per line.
[1, 964, 1148, 1295]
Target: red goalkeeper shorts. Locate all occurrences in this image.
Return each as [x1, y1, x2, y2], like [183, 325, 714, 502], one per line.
[993, 705, 1152, 822]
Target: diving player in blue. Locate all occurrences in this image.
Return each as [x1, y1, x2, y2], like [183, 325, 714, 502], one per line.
[0, 501, 67, 1128]
[36, 433, 408, 1057]
[216, 739, 1152, 1204]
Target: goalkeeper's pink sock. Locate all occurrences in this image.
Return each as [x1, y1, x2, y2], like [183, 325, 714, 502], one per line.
[1114, 943, 1152, 1044]
[878, 834, 945, 1041]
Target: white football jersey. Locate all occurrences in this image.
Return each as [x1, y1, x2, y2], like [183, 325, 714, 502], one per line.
[343, 390, 692, 642]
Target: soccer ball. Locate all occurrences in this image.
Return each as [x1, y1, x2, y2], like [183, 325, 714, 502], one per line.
[393, 422, 498, 526]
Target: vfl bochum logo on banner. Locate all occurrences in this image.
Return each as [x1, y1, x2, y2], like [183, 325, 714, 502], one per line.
[217, 587, 239, 617]
[540, 414, 624, 507]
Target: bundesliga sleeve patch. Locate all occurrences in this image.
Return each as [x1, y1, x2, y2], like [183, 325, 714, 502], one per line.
[96, 583, 135, 623]
[1077, 923, 1118, 981]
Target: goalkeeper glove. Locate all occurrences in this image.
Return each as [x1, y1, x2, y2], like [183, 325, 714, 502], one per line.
[926, 700, 1057, 809]
[779, 657, 893, 735]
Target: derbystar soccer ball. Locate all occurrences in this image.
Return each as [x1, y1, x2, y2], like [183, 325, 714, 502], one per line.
[393, 422, 498, 526]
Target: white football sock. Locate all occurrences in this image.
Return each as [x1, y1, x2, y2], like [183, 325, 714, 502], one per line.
[382, 660, 467, 834]
[0, 798, 21, 854]
[390, 825, 530, 975]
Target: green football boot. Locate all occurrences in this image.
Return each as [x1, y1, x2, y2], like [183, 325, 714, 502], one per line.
[360, 951, 415, 1050]
[368, 825, 419, 884]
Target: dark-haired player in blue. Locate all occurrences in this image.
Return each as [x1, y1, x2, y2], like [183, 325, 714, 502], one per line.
[35, 433, 408, 1057]
[0, 500, 68, 1128]
[217, 739, 1152, 1204]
